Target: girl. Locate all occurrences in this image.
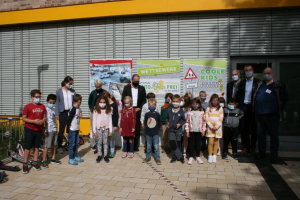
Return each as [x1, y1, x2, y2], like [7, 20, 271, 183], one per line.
[119, 96, 136, 158]
[205, 94, 224, 163]
[102, 91, 119, 158]
[93, 96, 113, 163]
[181, 96, 191, 158]
[186, 98, 206, 164]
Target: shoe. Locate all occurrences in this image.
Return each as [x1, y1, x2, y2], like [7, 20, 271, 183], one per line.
[104, 156, 110, 163]
[270, 157, 278, 164]
[128, 153, 134, 158]
[180, 156, 185, 164]
[156, 159, 161, 165]
[32, 162, 41, 171]
[170, 156, 177, 163]
[50, 158, 61, 164]
[208, 155, 213, 163]
[74, 157, 84, 162]
[222, 154, 228, 159]
[188, 157, 194, 165]
[94, 149, 98, 154]
[212, 155, 217, 163]
[183, 153, 187, 158]
[96, 156, 102, 163]
[254, 152, 266, 160]
[41, 161, 48, 168]
[122, 152, 127, 158]
[22, 165, 29, 174]
[68, 159, 78, 165]
[241, 148, 247, 154]
[143, 158, 151, 163]
[217, 149, 221, 156]
[92, 145, 97, 150]
[57, 148, 64, 154]
[109, 152, 115, 158]
[250, 149, 256, 156]
[196, 157, 204, 164]
[233, 153, 238, 160]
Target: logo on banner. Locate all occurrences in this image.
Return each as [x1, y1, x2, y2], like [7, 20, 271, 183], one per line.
[185, 68, 198, 79]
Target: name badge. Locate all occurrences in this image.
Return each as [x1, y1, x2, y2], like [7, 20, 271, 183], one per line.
[266, 89, 271, 94]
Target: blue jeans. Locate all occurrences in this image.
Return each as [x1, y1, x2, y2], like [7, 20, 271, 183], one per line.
[108, 131, 115, 153]
[68, 130, 79, 159]
[146, 134, 160, 159]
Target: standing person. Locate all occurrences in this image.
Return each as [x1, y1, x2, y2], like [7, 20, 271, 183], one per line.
[66, 94, 84, 165]
[206, 94, 224, 163]
[236, 65, 260, 155]
[184, 92, 193, 100]
[143, 98, 161, 165]
[102, 91, 118, 158]
[88, 79, 106, 149]
[227, 70, 241, 100]
[222, 98, 244, 160]
[185, 98, 206, 165]
[93, 96, 113, 163]
[199, 91, 208, 156]
[120, 96, 136, 158]
[122, 74, 146, 152]
[160, 93, 173, 154]
[22, 90, 46, 174]
[166, 94, 186, 164]
[217, 97, 226, 156]
[253, 67, 288, 163]
[181, 96, 192, 158]
[55, 76, 75, 154]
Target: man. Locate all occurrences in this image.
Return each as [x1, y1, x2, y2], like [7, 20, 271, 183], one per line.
[236, 65, 260, 155]
[122, 74, 147, 152]
[253, 67, 288, 163]
[227, 69, 241, 101]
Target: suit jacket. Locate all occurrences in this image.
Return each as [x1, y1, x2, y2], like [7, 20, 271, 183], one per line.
[236, 78, 260, 107]
[227, 79, 241, 100]
[122, 84, 146, 110]
[55, 87, 76, 116]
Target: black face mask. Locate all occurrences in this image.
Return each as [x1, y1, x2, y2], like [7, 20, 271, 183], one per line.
[96, 88, 102, 92]
[132, 81, 139, 87]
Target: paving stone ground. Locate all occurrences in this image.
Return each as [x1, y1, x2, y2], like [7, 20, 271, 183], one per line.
[1, 143, 300, 200]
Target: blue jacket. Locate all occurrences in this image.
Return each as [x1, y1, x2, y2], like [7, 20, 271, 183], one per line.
[165, 108, 186, 132]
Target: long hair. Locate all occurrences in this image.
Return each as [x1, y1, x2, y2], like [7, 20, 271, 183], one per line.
[182, 95, 192, 112]
[61, 76, 73, 87]
[191, 98, 203, 111]
[94, 96, 111, 114]
[102, 91, 118, 104]
[209, 94, 220, 111]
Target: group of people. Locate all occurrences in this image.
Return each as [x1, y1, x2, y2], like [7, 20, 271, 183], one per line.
[21, 65, 287, 174]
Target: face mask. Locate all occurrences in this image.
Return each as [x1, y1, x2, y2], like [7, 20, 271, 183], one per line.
[245, 71, 253, 78]
[179, 101, 185, 107]
[66, 83, 73, 89]
[124, 104, 130, 108]
[220, 103, 225, 108]
[165, 99, 170, 104]
[212, 101, 219, 107]
[201, 97, 206, 102]
[228, 105, 235, 110]
[48, 103, 55, 109]
[132, 81, 139, 87]
[263, 74, 273, 81]
[192, 104, 199, 110]
[96, 88, 102, 92]
[232, 75, 239, 81]
[172, 102, 180, 108]
[99, 103, 106, 108]
[33, 98, 40, 104]
[148, 106, 156, 112]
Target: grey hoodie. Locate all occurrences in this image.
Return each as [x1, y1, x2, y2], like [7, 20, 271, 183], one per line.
[223, 107, 244, 128]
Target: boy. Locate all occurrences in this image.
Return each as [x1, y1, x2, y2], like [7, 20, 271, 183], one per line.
[166, 94, 186, 163]
[222, 98, 244, 160]
[22, 89, 46, 174]
[66, 94, 84, 165]
[143, 98, 161, 165]
[160, 93, 173, 154]
[41, 94, 61, 168]
[199, 91, 209, 111]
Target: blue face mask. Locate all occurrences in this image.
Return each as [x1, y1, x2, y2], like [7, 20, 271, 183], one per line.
[48, 103, 55, 109]
[165, 99, 170, 103]
[201, 97, 206, 102]
[228, 105, 235, 110]
[148, 106, 156, 111]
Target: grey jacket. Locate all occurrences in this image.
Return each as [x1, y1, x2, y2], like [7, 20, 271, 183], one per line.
[223, 107, 244, 128]
[55, 87, 76, 116]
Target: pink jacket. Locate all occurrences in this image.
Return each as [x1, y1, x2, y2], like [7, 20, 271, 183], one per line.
[185, 110, 206, 133]
[93, 110, 113, 133]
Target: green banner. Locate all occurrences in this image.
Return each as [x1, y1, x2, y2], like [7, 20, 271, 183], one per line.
[137, 59, 180, 75]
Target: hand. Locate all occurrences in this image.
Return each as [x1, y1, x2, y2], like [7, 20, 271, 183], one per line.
[114, 127, 118, 131]
[93, 133, 97, 138]
[176, 123, 180, 129]
[34, 119, 40, 125]
[109, 132, 113, 137]
[141, 123, 145, 129]
[186, 132, 190, 138]
[65, 133, 69, 137]
[132, 128, 135, 132]
[201, 131, 205, 137]
[119, 128, 122, 133]
[135, 108, 141, 112]
[79, 113, 82, 118]
[56, 115, 59, 120]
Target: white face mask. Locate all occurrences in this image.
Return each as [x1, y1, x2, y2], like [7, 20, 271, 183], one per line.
[172, 102, 180, 108]
[99, 103, 106, 108]
[232, 75, 239, 81]
[33, 98, 40, 104]
[125, 104, 130, 108]
[66, 83, 73, 89]
[220, 103, 225, 108]
[179, 101, 185, 107]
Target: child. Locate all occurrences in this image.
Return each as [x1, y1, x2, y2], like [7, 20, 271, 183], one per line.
[205, 94, 224, 163]
[102, 92, 119, 158]
[143, 98, 161, 165]
[119, 96, 136, 158]
[22, 89, 46, 174]
[166, 94, 186, 163]
[66, 94, 84, 165]
[181, 96, 191, 158]
[184, 91, 193, 100]
[217, 97, 226, 156]
[93, 96, 113, 163]
[219, 97, 225, 108]
[41, 94, 61, 168]
[199, 91, 208, 156]
[186, 98, 206, 164]
[160, 93, 173, 154]
[222, 98, 244, 160]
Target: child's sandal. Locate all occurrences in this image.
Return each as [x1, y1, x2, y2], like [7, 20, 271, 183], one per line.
[122, 152, 127, 158]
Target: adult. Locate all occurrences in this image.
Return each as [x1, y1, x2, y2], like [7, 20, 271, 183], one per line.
[122, 74, 146, 152]
[236, 65, 260, 155]
[253, 67, 288, 163]
[227, 69, 241, 100]
[55, 76, 75, 154]
[88, 79, 106, 148]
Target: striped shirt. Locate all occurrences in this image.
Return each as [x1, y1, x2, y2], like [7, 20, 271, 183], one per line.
[205, 107, 224, 138]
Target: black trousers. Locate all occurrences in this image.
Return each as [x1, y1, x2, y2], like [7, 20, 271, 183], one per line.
[223, 127, 239, 155]
[240, 103, 257, 151]
[132, 110, 141, 151]
[58, 110, 69, 148]
[188, 132, 202, 157]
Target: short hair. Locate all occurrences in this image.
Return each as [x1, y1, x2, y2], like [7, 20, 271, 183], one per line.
[94, 79, 103, 86]
[148, 98, 157, 105]
[132, 74, 140, 80]
[123, 96, 132, 106]
[228, 98, 236, 103]
[31, 89, 41, 97]
[73, 94, 82, 102]
[47, 94, 57, 101]
[219, 97, 226, 103]
[172, 94, 181, 100]
[147, 92, 156, 99]
[199, 91, 207, 96]
[244, 65, 253, 71]
[165, 93, 173, 99]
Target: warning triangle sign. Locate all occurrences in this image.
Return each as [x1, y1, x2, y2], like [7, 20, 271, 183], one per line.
[184, 68, 198, 79]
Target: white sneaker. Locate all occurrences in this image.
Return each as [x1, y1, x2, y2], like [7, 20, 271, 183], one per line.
[212, 155, 217, 163]
[208, 155, 213, 163]
[188, 157, 194, 165]
[58, 148, 63, 154]
[217, 149, 221, 156]
[196, 157, 204, 164]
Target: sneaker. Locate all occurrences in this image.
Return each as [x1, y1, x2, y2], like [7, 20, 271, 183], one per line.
[32, 162, 41, 171]
[156, 159, 161, 165]
[74, 157, 84, 162]
[143, 158, 151, 163]
[122, 152, 127, 158]
[104, 156, 110, 163]
[94, 149, 98, 154]
[212, 155, 217, 163]
[196, 157, 204, 164]
[22, 165, 29, 174]
[183, 153, 187, 158]
[96, 156, 102, 163]
[41, 161, 48, 168]
[179, 156, 185, 164]
[109, 152, 115, 158]
[68, 159, 78, 165]
[170, 156, 177, 163]
[217, 149, 221, 156]
[208, 155, 213, 163]
[57, 148, 64, 154]
[128, 153, 134, 158]
[232, 153, 238, 160]
[222, 154, 228, 159]
[92, 145, 97, 150]
[188, 157, 194, 165]
[50, 158, 61, 164]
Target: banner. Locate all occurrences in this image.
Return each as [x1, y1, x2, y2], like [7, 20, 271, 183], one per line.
[183, 59, 227, 99]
